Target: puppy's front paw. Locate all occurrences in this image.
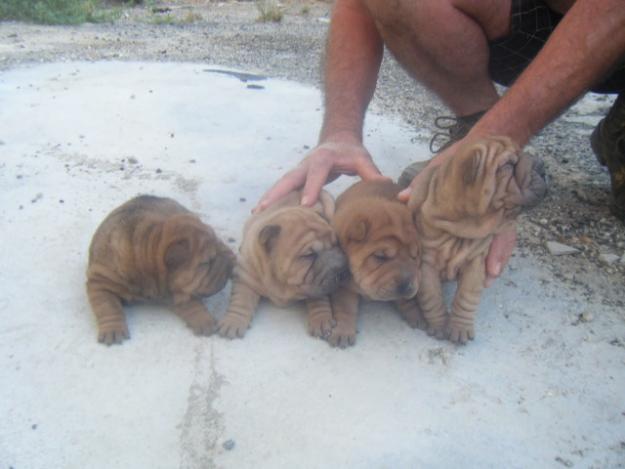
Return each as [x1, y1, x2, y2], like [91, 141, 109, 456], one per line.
[186, 312, 217, 336]
[401, 305, 427, 330]
[308, 312, 335, 339]
[426, 318, 448, 341]
[328, 325, 356, 349]
[446, 322, 475, 345]
[218, 312, 250, 339]
[98, 323, 130, 346]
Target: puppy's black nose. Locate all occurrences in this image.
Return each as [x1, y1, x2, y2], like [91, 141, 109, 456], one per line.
[336, 266, 350, 283]
[396, 280, 413, 296]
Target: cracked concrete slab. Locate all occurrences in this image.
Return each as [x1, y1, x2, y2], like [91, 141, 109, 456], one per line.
[1, 61, 624, 469]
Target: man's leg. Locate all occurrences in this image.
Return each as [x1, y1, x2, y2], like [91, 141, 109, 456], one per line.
[363, 0, 511, 117]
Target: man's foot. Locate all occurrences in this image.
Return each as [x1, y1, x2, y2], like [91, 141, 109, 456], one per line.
[398, 110, 487, 189]
[590, 93, 625, 221]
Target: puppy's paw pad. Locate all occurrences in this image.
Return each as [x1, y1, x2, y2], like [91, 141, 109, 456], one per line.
[308, 314, 336, 338]
[218, 314, 250, 339]
[447, 323, 474, 345]
[98, 325, 130, 346]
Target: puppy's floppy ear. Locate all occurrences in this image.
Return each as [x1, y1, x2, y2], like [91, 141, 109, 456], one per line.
[165, 238, 191, 270]
[460, 147, 482, 186]
[162, 217, 209, 270]
[258, 224, 281, 254]
[346, 217, 370, 243]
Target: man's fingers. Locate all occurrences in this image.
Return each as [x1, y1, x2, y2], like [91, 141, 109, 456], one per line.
[355, 158, 387, 181]
[485, 227, 517, 287]
[301, 165, 332, 206]
[397, 186, 411, 203]
[254, 166, 307, 213]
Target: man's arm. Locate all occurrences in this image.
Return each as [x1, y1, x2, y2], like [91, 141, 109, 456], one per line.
[319, 0, 384, 141]
[255, 0, 386, 211]
[469, 0, 625, 146]
[400, 0, 625, 285]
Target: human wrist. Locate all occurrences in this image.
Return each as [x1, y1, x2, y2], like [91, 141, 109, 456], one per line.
[465, 114, 530, 148]
[318, 127, 363, 146]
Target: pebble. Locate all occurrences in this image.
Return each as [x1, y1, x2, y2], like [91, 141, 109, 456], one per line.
[546, 241, 579, 256]
[600, 253, 620, 265]
[222, 439, 235, 451]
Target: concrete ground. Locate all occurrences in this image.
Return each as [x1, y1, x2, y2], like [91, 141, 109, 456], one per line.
[1, 61, 624, 469]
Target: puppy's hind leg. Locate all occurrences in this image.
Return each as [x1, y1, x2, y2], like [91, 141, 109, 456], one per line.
[306, 296, 335, 339]
[173, 299, 216, 336]
[218, 279, 260, 339]
[87, 282, 129, 345]
[448, 255, 486, 344]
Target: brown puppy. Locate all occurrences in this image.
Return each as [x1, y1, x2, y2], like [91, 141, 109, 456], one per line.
[408, 136, 547, 344]
[330, 180, 422, 347]
[86, 195, 235, 345]
[218, 190, 348, 339]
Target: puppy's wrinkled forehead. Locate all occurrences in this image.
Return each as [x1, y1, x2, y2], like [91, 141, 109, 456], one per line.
[274, 208, 336, 245]
[363, 203, 415, 244]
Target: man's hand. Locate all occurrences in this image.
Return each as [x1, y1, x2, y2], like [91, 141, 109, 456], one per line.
[397, 138, 517, 288]
[254, 132, 389, 212]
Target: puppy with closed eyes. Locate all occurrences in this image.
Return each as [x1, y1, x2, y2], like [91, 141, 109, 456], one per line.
[86, 195, 235, 345]
[408, 136, 547, 344]
[330, 180, 422, 348]
[218, 190, 349, 340]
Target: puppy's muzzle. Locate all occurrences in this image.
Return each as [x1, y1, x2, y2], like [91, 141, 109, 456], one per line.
[313, 247, 349, 295]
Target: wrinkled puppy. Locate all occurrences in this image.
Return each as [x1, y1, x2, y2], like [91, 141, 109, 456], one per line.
[218, 190, 348, 340]
[408, 136, 546, 344]
[330, 180, 422, 348]
[86, 195, 235, 345]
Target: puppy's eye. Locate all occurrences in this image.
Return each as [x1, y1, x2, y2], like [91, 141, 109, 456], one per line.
[199, 259, 214, 269]
[300, 252, 317, 261]
[373, 252, 389, 262]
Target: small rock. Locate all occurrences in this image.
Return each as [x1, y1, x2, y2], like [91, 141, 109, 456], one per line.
[600, 253, 620, 265]
[546, 241, 579, 256]
[572, 311, 593, 326]
[127, 157, 138, 165]
[223, 439, 235, 451]
[239, 197, 246, 202]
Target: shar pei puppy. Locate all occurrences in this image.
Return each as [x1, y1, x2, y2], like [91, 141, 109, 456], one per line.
[218, 190, 349, 340]
[330, 180, 423, 348]
[408, 136, 547, 344]
[86, 195, 235, 345]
